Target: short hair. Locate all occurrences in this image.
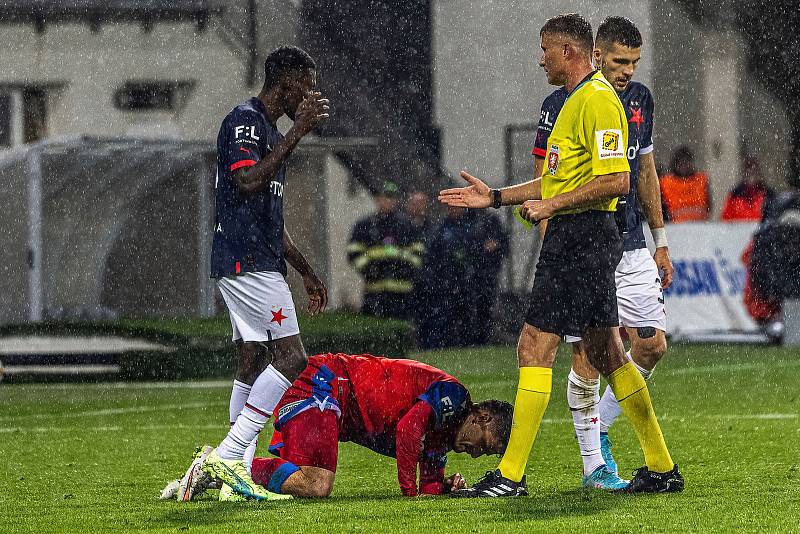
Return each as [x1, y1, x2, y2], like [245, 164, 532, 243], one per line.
[540, 13, 594, 53]
[474, 399, 514, 453]
[263, 46, 316, 89]
[670, 145, 695, 174]
[596, 16, 643, 49]
[672, 145, 695, 165]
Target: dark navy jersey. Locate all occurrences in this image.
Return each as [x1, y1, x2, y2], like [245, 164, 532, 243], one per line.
[532, 87, 568, 158]
[533, 80, 654, 251]
[211, 97, 287, 278]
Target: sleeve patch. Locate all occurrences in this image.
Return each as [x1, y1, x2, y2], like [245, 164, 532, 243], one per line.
[595, 129, 625, 160]
[231, 159, 258, 171]
[419, 381, 470, 427]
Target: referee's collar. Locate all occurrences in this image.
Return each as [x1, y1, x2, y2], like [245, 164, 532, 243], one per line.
[568, 69, 600, 96]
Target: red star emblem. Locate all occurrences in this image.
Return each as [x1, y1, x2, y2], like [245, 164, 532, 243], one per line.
[590, 417, 599, 424]
[629, 107, 644, 128]
[270, 308, 287, 326]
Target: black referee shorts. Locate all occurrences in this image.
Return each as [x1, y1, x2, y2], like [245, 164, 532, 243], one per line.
[525, 210, 623, 338]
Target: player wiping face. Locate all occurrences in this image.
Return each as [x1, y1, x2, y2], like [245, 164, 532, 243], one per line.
[202, 46, 333, 502]
[283, 68, 330, 124]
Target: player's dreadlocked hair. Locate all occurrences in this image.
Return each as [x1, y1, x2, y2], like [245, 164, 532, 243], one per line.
[540, 13, 594, 53]
[474, 399, 514, 453]
[263, 45, 316, 89]
[596, 16, 643, 49]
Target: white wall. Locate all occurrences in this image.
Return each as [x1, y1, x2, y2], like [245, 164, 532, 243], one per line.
[0, 15, 293, 143]
[738, 66, 791, 191]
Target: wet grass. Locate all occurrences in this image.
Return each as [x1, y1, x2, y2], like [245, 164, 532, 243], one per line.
[1, 344, 798, 533]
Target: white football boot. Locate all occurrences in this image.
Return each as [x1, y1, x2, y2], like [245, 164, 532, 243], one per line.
[178, 445, 217, 501]
[159, 479, 181, 500]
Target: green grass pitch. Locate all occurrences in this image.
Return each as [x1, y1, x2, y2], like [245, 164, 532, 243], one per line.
[1, 344, 798, 533]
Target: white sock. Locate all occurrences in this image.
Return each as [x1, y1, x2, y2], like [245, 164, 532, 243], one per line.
[567, 369, 604, 476]
[243, 439, 258, 475]
[599, 351, 654, 433]
[229, 380, 251, 424]
[229, 380, 259, 473]
[217, 365, 291, 461]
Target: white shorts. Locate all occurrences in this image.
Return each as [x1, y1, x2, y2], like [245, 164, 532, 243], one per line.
[565, 248, 666, 343]
[217, 271, 300, 343]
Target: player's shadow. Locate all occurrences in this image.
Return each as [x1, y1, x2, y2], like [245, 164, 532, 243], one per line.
[474, 487, 627, 522]
[339, 487, 627, 521]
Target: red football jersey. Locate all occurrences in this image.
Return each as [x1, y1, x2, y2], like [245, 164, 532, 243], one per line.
[274, 353, 472, 495]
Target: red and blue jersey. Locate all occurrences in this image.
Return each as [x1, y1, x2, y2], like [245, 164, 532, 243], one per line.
[533, 80, 654, 251]
[211, 97, 287, 278]
[273, 353, 471, 496]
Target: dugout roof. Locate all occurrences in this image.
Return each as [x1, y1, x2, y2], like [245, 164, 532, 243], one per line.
[0, 1, 224, 26]
[0, 135, 377, 325]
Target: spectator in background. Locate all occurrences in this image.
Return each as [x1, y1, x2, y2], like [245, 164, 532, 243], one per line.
[347, 182, 424, 319]
[744, 184, 800, 339]
[721, 156, 773, 221]
[405, 189, 433, 238]
[415, 206, 508, 349]
[660, 145, 711, 222]
[741, 241, 781, 328]
[464, 210, 508, 346]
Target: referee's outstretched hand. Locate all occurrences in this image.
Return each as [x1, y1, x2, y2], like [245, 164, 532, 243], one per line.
[438, 170, 492, 209]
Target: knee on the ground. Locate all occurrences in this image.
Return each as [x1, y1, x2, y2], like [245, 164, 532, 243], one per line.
[294, 474, 333, 498]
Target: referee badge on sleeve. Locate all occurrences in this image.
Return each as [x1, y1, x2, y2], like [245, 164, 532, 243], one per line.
[596, 129, 624, 159]
[547, 145, 560, 175]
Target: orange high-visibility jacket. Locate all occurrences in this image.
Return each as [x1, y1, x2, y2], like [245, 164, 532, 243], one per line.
[660, 172, 710, 222]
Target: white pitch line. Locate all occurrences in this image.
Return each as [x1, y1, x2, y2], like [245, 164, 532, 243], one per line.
[0, 423, 227, 434]
[0, 401, 226, 422]
[1, 414, 795, 434]
[541, 412, 799, 424]
[709, 413, 798, 420]
[4, 364, 121, 374]
[662, 359, 800, 375]
[2, 380, 233, 391]
[4, 359, 799, 392]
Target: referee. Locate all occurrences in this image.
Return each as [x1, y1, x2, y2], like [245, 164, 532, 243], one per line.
[440, 13, 682, 496]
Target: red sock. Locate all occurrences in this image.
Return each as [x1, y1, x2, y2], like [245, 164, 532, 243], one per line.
[251, 457, 289, 486]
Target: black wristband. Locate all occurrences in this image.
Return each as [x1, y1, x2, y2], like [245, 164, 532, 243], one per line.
[491, 189, 502, 209]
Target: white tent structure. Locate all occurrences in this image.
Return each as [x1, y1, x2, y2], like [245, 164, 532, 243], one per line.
[0, 136, 376, 325]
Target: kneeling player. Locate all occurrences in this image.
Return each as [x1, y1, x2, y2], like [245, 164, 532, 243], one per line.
[175, 353, 513, 499]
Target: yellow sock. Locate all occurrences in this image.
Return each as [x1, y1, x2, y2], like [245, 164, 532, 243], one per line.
[497, 367, 552, 482]
[607, 362, 674, 473]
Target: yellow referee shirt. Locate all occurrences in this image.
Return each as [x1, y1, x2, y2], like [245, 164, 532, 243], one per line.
[541, 70, 630, 215]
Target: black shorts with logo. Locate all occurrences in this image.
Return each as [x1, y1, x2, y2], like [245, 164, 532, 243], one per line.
[525, 210, 623, 338]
